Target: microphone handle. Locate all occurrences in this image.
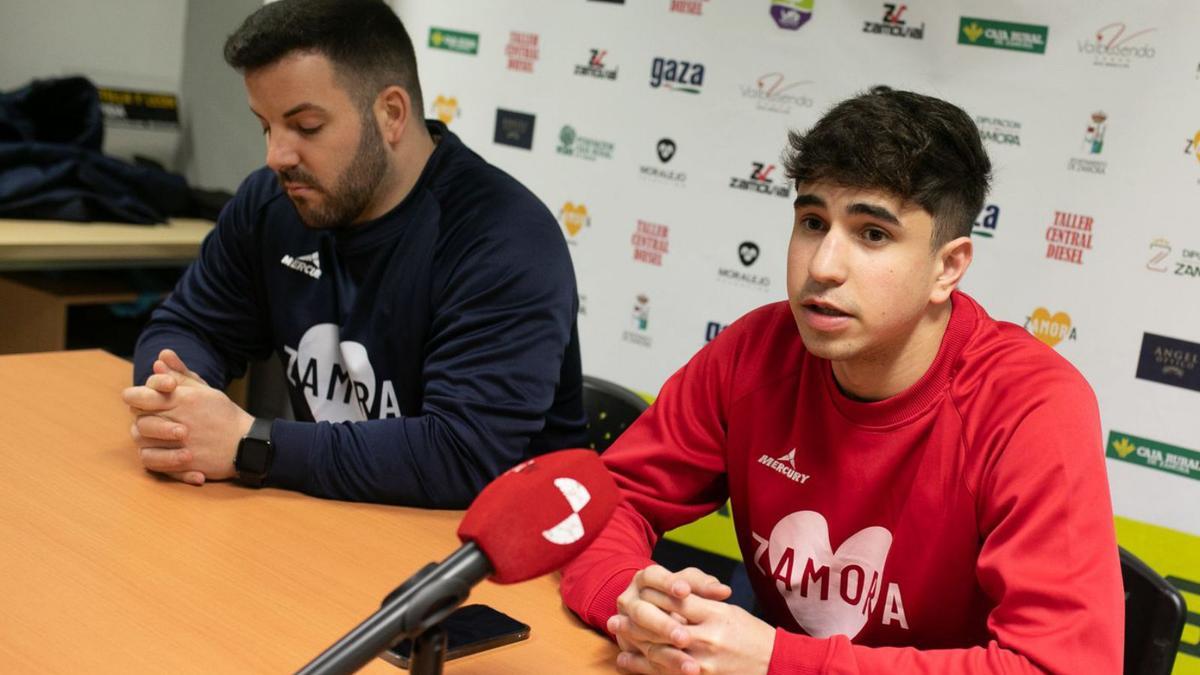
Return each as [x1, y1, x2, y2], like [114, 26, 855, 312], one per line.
[296, 541, 492, 675]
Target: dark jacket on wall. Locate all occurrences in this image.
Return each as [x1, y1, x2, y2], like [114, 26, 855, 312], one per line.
[0, 76, 219, 223]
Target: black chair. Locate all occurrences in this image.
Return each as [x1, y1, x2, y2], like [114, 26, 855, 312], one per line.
[1121, 547, 1187, 675]
[580, 376, 755, 608]
[581, 375, 649, 452]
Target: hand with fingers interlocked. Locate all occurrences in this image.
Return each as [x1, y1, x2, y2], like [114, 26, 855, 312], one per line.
[122, 348, 254, 486]
[609, 564, 775, 675]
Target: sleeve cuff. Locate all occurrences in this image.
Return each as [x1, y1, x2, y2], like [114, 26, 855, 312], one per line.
[767, 628, 830, 675]
[585, 564, 643, 635]
[266, 419, 317, 492]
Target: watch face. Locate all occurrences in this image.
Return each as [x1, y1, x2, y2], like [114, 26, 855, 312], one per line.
[236, 438, 272, 475]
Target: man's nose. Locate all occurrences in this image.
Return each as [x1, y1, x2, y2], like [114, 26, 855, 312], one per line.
[265, 133, 300, 174]
[808, 229, 848, 285]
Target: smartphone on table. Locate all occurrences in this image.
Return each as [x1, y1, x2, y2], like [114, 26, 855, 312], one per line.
[379, 604, 531, 669]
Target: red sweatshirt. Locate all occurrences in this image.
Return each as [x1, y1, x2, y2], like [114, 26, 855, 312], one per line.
[560, 292, 1123, 674]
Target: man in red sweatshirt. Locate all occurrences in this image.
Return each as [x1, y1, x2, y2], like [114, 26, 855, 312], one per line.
[559, 88, 1124, 674]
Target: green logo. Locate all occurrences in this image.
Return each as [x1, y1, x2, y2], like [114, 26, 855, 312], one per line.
[558, 125, 577, 152]
[1106, 431, 1200, 482]
[428, 27, 479, 55]
[958, 17, 1048, 54]
[555, 125, 614, 161]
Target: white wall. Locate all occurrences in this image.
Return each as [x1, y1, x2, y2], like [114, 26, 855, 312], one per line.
[176, 0, 265, 191]
[0, 0, 187, 92]
[0, 0, 189, 168]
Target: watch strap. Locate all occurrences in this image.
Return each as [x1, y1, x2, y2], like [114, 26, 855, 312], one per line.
[246, 417, 273, 443]
[235, 417, 274, 487]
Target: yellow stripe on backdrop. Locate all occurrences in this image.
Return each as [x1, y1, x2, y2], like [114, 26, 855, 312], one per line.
[663, 501, 742, 560]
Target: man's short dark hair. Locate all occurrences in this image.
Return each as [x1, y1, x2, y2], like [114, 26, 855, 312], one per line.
[784, 87, 991, 247]
[224, 0, 424, 116]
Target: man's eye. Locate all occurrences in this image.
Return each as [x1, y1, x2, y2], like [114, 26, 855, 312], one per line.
[800, 216, 825, 232]
[863, 227, 890, 243]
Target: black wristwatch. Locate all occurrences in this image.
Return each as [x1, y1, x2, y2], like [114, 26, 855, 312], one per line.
[235, 417, 274, 487]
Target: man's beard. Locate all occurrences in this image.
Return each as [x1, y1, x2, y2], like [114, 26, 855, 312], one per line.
[277, 113, 389, 229]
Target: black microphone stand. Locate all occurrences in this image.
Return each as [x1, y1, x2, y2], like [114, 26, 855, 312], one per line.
[406, 624, 448, 675]
[296, 542, 492, 675]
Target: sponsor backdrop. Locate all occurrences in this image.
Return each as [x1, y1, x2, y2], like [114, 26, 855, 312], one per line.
[399, 2, 1200, 666]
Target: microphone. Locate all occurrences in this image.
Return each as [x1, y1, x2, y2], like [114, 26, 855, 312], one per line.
[297, 449, 620, 675]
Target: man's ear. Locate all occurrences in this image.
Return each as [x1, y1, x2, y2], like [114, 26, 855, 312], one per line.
[931, 236, 973, 304]
[376, 85, 413, 145]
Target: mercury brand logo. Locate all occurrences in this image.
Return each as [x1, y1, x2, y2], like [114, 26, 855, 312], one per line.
[757, 449, 811, 484]
[649, 57, 705, 94]
[280, 251, 321, 279]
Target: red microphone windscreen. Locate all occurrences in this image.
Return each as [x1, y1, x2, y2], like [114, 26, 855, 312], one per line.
[457, 449, 620, 584]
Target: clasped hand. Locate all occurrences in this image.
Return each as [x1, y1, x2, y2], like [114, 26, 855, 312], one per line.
[121, 349, 253, 485]
[609, 564, 775, 675]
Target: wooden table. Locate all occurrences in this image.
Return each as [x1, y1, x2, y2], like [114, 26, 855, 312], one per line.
[0, 350, 618, 673]
[0, 218, 213, 270]
[0, 216, 213, 353]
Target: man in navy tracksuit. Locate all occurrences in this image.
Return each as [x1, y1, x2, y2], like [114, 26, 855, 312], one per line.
[122, 0, 585, 506]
